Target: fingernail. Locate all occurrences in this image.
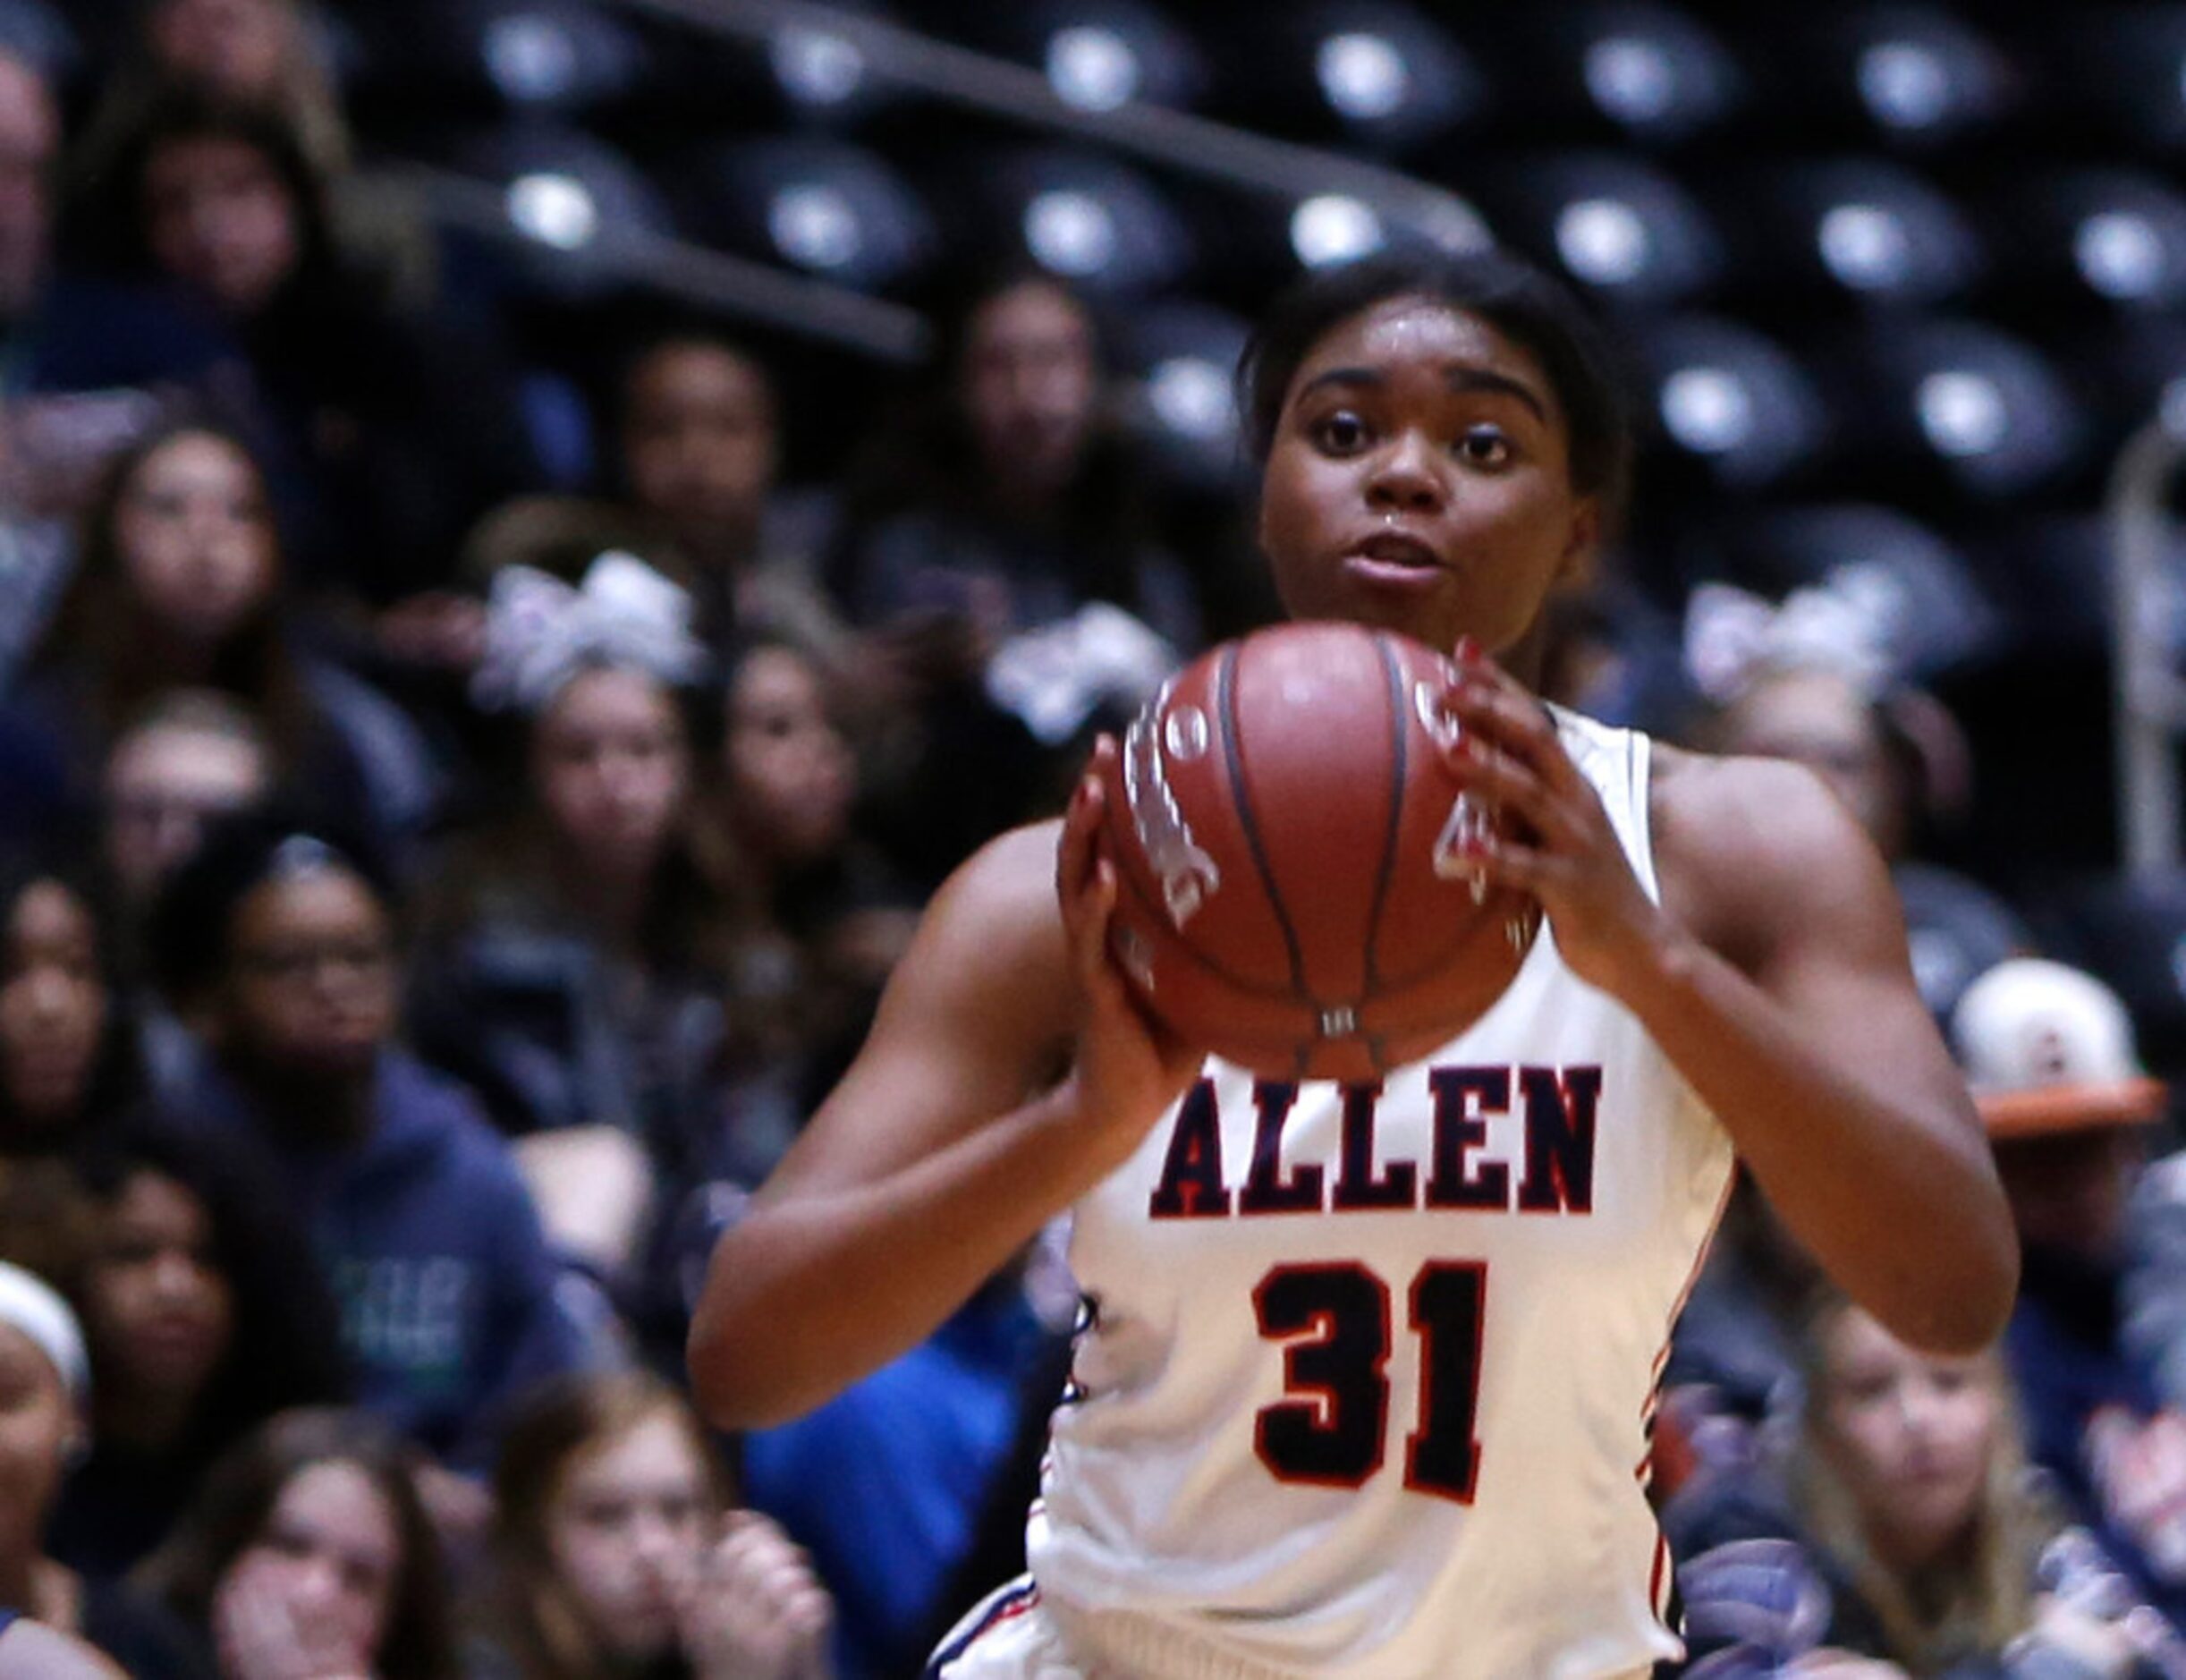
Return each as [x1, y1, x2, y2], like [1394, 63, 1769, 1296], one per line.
[1453, 635, 1482, 665]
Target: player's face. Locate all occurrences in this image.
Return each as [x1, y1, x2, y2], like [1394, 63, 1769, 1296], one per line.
[546, 1410, 715, 1659]
[1258, 296, 1597, 657]
[1814, 1306, 1999, 1574]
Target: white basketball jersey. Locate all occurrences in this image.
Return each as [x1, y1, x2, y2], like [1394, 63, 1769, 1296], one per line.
[1026, 710, 1735, 1680]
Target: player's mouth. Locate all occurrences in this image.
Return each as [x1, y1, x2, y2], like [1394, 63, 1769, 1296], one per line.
[1340, 531, 1448, 590]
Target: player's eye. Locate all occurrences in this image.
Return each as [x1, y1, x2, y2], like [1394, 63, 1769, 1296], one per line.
[1455, 427, 1513, 468]
[1311, 411, 1372, 454]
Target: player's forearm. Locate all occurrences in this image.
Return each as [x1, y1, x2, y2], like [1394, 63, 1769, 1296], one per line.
[688, 1082, 1114, 1430]
[1624, 932, 2017, 1354]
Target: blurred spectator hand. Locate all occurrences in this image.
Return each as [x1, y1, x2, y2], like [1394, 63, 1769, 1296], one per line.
[213, 1548, 377, 1680]
[682, 1511, 835, 1680]
[375, 592, 487, 674]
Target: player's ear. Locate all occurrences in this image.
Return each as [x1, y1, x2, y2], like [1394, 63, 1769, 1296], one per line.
[1555, 498, 1600, 590]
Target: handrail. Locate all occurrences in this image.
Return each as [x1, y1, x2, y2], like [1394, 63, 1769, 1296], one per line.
[2106, 415, 2186, 875]
[394, 165, 933, 362]
[608, 0, 1489, 251]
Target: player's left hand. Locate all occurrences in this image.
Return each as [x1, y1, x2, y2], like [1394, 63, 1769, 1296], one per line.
[1436, 641, 1680, 1002]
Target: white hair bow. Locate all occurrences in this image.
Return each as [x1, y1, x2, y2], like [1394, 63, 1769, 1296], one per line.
[1682, 579, 1894, 705]
[472, 551, 707, 714]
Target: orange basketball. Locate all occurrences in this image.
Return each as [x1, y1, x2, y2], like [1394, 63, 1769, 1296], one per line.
[1094, 622, 1541, 1085]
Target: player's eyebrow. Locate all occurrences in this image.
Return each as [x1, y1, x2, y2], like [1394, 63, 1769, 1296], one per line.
[1294, 364, 1550, 424]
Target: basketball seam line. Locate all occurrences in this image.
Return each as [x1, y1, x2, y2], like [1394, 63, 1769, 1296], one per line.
[1217, 641, 1312, 1010]
[1111, 846, 1300, 999]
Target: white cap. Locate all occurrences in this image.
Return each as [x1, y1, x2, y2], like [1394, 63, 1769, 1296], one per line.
[1951, 957, 2167, 1139]
[0, 1261, 88, 1403]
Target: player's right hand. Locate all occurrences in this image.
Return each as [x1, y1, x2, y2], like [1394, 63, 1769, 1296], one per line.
[1057, 737, 1207, 1161]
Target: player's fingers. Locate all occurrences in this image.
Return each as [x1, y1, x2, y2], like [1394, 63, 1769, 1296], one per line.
[1462, 830, 1562, 897]
[1445, 676, 1587, 794]
[1075, 861, 1131, 1005]
[1449, 741, 1589, 853]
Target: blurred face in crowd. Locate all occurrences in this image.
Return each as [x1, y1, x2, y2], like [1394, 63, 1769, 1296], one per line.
[0, 51, 55, 321]
[222, 864, 396, 1082]
[546, 1408, 716, 1661]
[622, 342, 778, 549]
[149, 0, 298, 101]
[225, 1459, 399, 1666]
[1812, 1306, 2000, 1574]
[960, 280, 1098, 497]
[83, 1170, 233, 1412]
[1993, 1128, 2144, 1263]
[533, 668, 691, 880]
[143, 133, 301, 318]
[0, 1323, 72, 1557]
[0, 881, 107, 1130]
[114, 432, 278, 649]
[105, 722, 273, 908]
[725, 646, 854, 867]
[1719, 668, 1903, 859]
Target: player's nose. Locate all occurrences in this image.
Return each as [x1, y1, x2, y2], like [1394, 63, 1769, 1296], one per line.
[1364, 429, 1445, 513]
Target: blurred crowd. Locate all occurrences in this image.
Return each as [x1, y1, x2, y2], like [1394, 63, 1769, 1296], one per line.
[1, 3, 2184, 1678]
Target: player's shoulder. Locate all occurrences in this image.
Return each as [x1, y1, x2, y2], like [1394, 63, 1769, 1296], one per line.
[1649, 742, 1844, 834]
[932, 819, 1066, 943]
[894, 819, 1073, 1021]
[1648, 744, 1890, 952]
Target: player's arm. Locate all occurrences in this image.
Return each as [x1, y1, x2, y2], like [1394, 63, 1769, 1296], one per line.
[1446, 662, 2015, 1355]
[689, 756, 1201, 1430]
[1640, 752, 2016, 1353]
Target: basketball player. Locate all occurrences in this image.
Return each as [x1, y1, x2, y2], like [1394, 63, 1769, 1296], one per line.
[688, 251, 2017, 1678]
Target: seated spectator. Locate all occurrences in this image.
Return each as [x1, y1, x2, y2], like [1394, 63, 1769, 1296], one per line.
[623, 335, 811, 634]
[69, 88, 537, 601]
[1953, 958, 2186, 1627]
[826, 269, 1191, 882]
[412, 555, 759, 1260]
[92, 0, 352, 176]
[99, 691, 274, 932]
[146, 813, 593, 1466]
[716, 634, 917, 1109]
[400, 335, 862, 720]
[1690, 596, 2031, 1024]
[0, 1259, 209, 1676]
[0, 862, 141, 1157]
[2, 422, 438, 853]
[1671, 1294, 2176, 1676]
[140, 1407, 461, 1680]
[48, 1122, 348, 1579]
[470, 1370, 834, 1680]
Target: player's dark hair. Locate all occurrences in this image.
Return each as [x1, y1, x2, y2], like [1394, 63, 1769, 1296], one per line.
[1237, 250, 1634, 532]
